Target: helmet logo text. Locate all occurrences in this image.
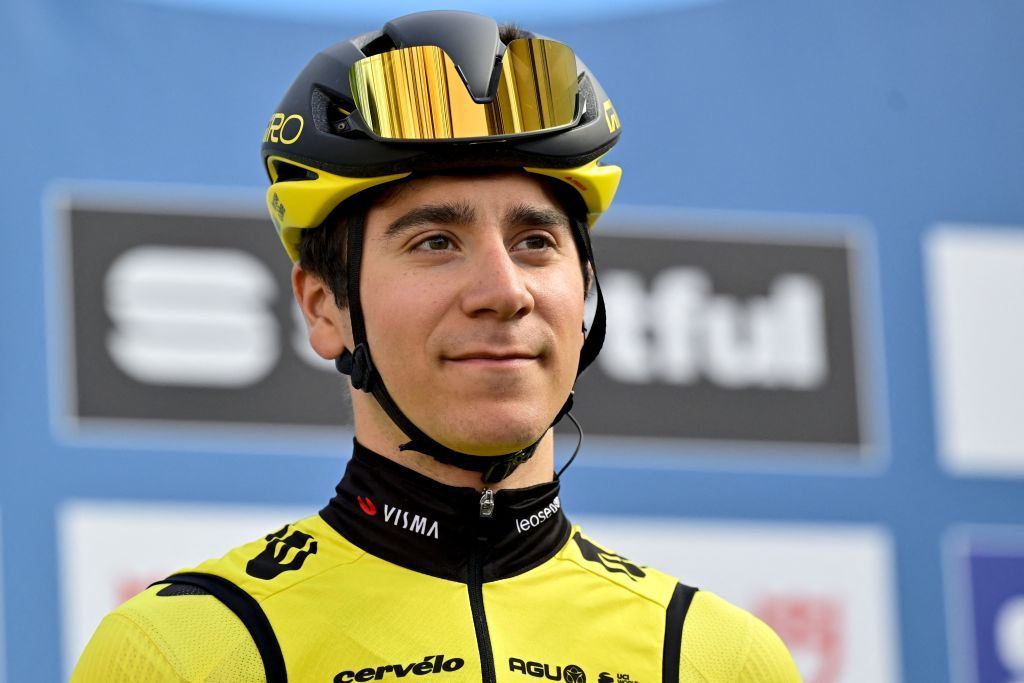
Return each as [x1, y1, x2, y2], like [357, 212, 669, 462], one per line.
[603, 100, 620, 134]
[264, 113, 304, 144]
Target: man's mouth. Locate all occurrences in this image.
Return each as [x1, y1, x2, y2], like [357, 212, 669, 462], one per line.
[443, 350, 540, 367]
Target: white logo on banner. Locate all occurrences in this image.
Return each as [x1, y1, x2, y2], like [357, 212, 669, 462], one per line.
[577, 518, 900, 683]
[927, 225, 1024, 475]
[997, 596, 1024, 672]
[58, 501, 307, 677]
[600, 268, 827, 388]
[105, 245, 280, 387]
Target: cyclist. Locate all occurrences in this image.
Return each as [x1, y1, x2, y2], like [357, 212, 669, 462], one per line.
[73, 11, 801, 682]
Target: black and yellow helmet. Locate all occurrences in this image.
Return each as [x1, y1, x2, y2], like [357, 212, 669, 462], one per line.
[262, 11, 619, 482]
[261, 9, 622, 262]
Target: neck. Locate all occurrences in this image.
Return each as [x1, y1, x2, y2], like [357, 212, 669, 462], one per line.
[321, 442, 570, 582]
[352, 403, 556, 491]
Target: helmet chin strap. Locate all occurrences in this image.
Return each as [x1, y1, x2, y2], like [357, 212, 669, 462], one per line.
[336, 209, 606, 484]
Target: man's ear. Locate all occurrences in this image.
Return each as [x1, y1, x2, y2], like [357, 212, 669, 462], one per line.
[292, 263, 352, 360]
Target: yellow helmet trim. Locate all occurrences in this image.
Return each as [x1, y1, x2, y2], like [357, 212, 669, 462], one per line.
[266, 156, 410, 262]
[266, 156, 621, 262]
[524, 158, 622, 228]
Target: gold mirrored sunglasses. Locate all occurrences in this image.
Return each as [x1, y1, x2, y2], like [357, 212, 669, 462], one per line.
[349, 38, 580, 141]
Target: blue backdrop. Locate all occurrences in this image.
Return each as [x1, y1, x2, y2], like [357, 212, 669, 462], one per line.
[2, 0, 1024, 681]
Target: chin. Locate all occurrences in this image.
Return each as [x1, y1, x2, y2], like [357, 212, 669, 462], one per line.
[427, 406, 552, 456]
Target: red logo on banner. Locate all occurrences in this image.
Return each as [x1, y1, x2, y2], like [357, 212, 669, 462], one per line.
[756, 595, 843, 683]
[115, 574, 163, 605]
[357, 496, 377, 516]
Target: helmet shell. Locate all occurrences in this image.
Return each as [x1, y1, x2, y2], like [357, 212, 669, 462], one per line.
[260, 10, 621, 179]
[261, 11, 623, 261]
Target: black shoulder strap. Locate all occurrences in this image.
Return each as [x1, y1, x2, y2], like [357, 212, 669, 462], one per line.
[662, 582, 699, 683]
[152, 571, 287, 683]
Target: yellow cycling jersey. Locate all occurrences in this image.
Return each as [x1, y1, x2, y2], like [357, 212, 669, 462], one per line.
[73, 443, 801, 683]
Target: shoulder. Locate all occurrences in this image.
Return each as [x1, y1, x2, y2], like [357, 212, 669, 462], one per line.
[559, 527, 800, 683]
[72, 582, 264, 682]
[681, 591, 802, 682]
[189, 513, 362, 601]
[72, 512, 347, 682]
[557, 526, 680, 605]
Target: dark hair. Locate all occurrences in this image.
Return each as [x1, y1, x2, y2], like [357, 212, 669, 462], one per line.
[296, 184, 393, 310]
[296, 175, 593, 310]
[498, 23, 529, 43]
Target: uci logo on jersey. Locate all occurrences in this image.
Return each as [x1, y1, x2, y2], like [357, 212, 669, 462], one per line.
[599, 673, 638, 683]
[245, 524, 318, 580]
[264, 112, 304, 144]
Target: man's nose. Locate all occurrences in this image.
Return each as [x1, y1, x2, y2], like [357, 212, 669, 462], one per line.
[459, 239, 535, 319]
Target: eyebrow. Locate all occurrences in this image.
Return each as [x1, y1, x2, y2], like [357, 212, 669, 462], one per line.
[503, 203, 571, 230]
[383, 201, 571, 240]
[384, 202, 475, 239]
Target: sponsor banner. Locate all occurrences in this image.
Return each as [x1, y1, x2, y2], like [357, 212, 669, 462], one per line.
[926, 226, 1024, 476]
[578, 517, 900, 683]
[581, 220, 874, 452]
[52, 191, 877, 459]
[945, 527, 1024, 683]
[57, 500, 306, 675]
[50, 191, 350, 436]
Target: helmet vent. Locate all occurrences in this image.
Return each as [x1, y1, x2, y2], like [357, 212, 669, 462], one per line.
[577, 74, 597, 125]
[361, 33, 399, 57]
[312, 88, 360, 137]
[271, 159, 317, 183]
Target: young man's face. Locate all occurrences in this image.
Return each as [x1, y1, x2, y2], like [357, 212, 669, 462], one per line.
[326, 171, 587, 456]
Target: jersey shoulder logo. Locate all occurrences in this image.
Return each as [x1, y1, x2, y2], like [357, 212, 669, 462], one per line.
[245, 524, 318, 580]
[572, 531, 646, 581]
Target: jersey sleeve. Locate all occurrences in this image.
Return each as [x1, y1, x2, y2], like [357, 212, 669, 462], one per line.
[679, 591, 802, 683]
[71, 585, 267, 683]
[736, 611, 802, 683]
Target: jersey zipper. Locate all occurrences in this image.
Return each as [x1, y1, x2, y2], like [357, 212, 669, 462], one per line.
[479, 489, 495, 518]
[469, 489, 497, 683]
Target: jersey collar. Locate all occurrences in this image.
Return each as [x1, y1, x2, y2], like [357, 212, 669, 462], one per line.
[319, 440, 571, 582]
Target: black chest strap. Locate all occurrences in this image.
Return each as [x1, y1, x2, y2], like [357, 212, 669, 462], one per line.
[151, 571, 287, 683]
[662, 583, 699, 683]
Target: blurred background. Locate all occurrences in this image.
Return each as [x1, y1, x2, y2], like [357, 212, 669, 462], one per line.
[3, 0, 1024, 680]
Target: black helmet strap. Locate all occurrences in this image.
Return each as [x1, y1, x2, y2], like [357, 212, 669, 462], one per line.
[335, 205, 605, 484]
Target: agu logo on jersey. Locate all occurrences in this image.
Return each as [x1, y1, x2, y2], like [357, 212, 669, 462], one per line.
[509, 658, 586, 682]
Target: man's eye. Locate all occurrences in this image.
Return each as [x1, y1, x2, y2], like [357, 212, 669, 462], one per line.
[515, 235, 554, 251]
[416, 235, 452, 251]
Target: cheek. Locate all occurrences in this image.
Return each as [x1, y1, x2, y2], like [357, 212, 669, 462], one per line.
[540, 276, 587, 350]
[363, 273, 447, 367]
